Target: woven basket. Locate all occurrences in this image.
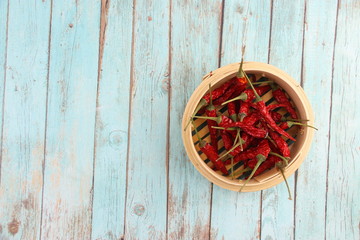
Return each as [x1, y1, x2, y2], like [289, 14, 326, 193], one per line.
[182, 62, 315, 192]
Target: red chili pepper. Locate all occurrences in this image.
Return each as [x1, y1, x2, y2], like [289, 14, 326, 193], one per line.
[272, 86, 298, 119]
[268, 129, 291, 158]
[267, 103, 288, 111]
[221, 131, 233, 151]
[270, 111, 282, 123]
[220, 131, 244, 157]
[227, 101, 237, 121]
[238, 102, 250, 121]
[213, 83, 237, 106]
[201, 143, 228, 175]
[254, 100, 296, 141]
[242, 112, 261, 126]
[193, 122, 228, 175]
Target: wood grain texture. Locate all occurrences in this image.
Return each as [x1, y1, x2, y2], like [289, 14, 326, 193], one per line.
[261, 0, 305, 239]
[295, 0, 338, 239]
[210, 1, 271, 239]
[91, 0, 133, 239]
[0, 0, 51, 239]
[124, 0, 169, 239]
[40, 1, 100, 239]
[326, 0, 360, 239]
[167, 0, 222, 239]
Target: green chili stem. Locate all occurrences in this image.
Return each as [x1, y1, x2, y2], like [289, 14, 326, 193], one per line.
[239, 154, 266, 192]
[216, 141, 243, 161]
[194, 115, 221, 124]
[192, 121, 205, 147]
[242, 69, 261, 101]
[288, 121, 318, 130]
[269, 152, 289, 166]
[252, 81, 273, 85]
[212, 126, 237, 131]
[278, 166, 293, 200]
[221, 92, 247, 105]
[184, 98, 207, 131]
[232, 167, 251, 178]
[236, 57, 245, 78]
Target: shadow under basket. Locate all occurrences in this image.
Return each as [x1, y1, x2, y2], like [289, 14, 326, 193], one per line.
[182, 62, 315, 192]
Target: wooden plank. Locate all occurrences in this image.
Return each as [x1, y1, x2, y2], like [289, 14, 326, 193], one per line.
[124, 0, 169, 239]
[167, 0, 222, 239]
[210, 1, 271, 239]
[91, 0, 133, 239]
[326, 0, 360, 239]
[294, 0, 338, 239]
[261, 0, 305, 239]
[40, 1, 100, 239]
[0, 0, 51, 239]
[0, 0, 8, 179]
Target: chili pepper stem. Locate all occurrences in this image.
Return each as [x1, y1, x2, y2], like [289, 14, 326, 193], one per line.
[184, 98, 207, 131]
[221, 92, 247, 105]
[277, 165, 293, 200]
[269, 152, 289, 166]
[212, 126, 238, 131]
[233, 167, 251, 178]
[239, 154, 266, 192]
[242, 70, 261, 101]
[192, 121, 205, 147]
[194, 115, 221, 124]
[233, 128, 243, 151]
[236, 57, 245, 79]
[217, 141, 244, 161]
[252, 81, 273, 85]
[288, 121, 318, 130]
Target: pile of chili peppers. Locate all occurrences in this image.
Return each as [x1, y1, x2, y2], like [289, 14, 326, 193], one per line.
[188, 60, 317, 197]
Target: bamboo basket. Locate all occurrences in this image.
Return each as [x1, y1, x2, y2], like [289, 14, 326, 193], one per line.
[182, 62, 315, 192]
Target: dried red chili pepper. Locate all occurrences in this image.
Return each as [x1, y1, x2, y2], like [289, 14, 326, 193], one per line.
[238, 102, 250, 121]
[193, 122, 228, 175]
[221, 131, 233, 151]
[271, 85, 298, 119]
[213, 83, 237, 106]
[270, 111, 282, 123]
[268, 129, 291, 158]
[242, 112, 261, 126]
[267, 103, 288, 111]
[227, 101, 237, 122]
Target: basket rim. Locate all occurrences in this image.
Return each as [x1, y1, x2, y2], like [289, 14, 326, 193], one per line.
[181, 61, 315, 192]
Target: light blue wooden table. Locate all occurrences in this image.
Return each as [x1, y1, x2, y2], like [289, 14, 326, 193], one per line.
[0, 0, 359, 239]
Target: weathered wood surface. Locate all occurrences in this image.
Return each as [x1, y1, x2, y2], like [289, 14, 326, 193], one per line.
[0, 0, 359, 239]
